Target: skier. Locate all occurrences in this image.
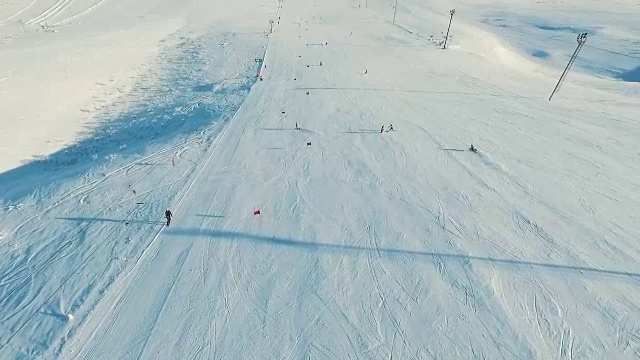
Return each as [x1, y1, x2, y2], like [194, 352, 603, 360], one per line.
[469, 144, 477, 153]
[380, 125, 384, 133]
[295, 122, 300, 130]
[165, 209, 173, 226]
[388, 124, 394, 131]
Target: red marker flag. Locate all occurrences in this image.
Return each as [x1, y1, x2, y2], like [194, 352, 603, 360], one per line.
[253, 210, 261, 216]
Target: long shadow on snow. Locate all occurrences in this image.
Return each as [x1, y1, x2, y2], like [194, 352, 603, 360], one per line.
[0, 34, 258, 203]
[294, 87, 530, 99]
[339, 130, 380, 134]
[56, 217, 165, 225]
[167, 228, 640, 281]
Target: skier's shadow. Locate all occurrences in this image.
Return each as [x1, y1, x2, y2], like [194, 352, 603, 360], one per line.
[261, 127, 315, 133]
[340, 129, 380, 134]
[135, 162, 172, 166]
[40, 310, 70, 322]
[261, 127, 300, 131]
[56, 217, 165, 225]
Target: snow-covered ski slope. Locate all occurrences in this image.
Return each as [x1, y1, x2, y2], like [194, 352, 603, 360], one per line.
[0, 0, 272, 172]
[2, 0, 640, 358]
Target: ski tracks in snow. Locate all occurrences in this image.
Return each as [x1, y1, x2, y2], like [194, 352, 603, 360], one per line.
[18, 0, 110, 26]
[0, 134, 207, 286]
[5, 129, 215, 244]
[66, 104, 239, 359]
[4, 0, 640, 356]
[25, 0, 75, 25]
[0, 145, 195, 353]
[0, 0, 40, 24]
[0, 83, 243, 354]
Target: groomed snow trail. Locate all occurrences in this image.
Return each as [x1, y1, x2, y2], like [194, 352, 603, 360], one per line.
[3, 0, 640, 358]
[59, 0, 640, 358]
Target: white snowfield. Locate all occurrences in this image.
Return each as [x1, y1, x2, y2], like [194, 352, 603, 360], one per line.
[1, 0, 640, 358]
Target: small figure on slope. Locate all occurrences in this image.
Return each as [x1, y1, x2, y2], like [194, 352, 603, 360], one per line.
[380, 125, 385, 133]
[165, 209, 173, 226]
[388, 124, 394, 132]
[469, 144, 477, 153]
[295, 122, 300, 130]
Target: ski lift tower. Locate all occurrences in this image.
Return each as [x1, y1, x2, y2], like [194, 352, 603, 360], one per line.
[443, 9, 456, 49]
[549, 32, 588, 101]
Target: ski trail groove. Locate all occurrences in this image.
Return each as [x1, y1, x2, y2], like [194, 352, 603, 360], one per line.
[0, 139, 191, 352]
[26, 0, 72, 25]
[0, 0, 40, 24]
[67, 67, 260, 358]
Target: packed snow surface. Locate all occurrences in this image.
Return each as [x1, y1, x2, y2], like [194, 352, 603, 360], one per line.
[1, 0, 640, 358]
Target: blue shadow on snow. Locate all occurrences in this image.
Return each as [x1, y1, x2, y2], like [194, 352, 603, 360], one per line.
[193, 83, 216, 92]
[531, 50, 550, 59]
[167, 228, 640, 281]
[479, 18, 509, 28]
[0, 35, 258, 203]
[616, 65, 640, 82]
[534, 24, 592, 34]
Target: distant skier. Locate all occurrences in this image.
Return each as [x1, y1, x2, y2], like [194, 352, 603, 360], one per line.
[165, 209, 173, 226]
[388, 124, 394, 131]
[295, 122, 300, 130]
[380, 125, 384, 133]
[469, 144, 477, 153]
